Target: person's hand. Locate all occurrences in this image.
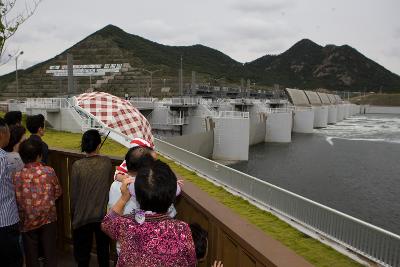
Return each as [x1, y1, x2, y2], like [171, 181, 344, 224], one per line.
[212, 261, 223, 267]
[177, 179, 184, 188]
[120, 177, 134, 202]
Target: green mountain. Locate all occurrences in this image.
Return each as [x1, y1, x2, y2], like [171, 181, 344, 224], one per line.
[246, 39, 400, 91]
[1, 25, 399, 98]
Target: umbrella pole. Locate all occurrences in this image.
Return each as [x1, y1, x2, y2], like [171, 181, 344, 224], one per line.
[100, 131, 111, 150]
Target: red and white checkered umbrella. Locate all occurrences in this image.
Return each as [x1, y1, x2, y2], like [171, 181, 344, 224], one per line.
[74, 92, 154, 147]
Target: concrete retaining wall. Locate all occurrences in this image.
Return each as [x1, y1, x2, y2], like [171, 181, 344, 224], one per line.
[265, 111, 292, 142]
[213, 117, 249, 161]
[250, 120, 266, 145]
[164, 131, 214, 158]
[293, 108, 314, 133]
[328, 105, 337, 124]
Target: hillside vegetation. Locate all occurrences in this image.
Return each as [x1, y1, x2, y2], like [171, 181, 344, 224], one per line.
[1, 24, 400, 97]
[351, 93, 400, 106]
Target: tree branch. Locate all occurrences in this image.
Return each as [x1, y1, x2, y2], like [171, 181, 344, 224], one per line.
[0, 0, 42, 63]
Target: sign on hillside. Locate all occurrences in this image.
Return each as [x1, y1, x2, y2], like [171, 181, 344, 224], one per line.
[46, 64, 123, 77]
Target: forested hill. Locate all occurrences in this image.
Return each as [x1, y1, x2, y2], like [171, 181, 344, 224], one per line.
[1, 25, 399, 93]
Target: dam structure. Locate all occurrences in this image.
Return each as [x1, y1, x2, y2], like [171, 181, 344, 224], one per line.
[7, 93, 400, 266]
[285, 88, 359, 128]
[22, 91, 361, 162]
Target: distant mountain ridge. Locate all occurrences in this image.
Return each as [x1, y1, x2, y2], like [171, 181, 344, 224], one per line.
[1, 24, 399, 97]
[246, 38, 400, 91]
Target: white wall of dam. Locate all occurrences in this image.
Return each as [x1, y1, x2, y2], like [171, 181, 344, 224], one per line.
[183, 116, 207, 135]
[361, 105, 400, 114]
[265, 111, 292, 142]
[343, 104, 350, 118]
[352, 104, 360, 115]
[328, 105, 337, 124]
[337, 104, 345, 121]
[212, 117, 249, 161]
[249, 120, 266, 145]
[26, 108, 84, 133]
[313, 106, 328, 128]
[163, 131, 214, 158]
[292, 108, 314, 133]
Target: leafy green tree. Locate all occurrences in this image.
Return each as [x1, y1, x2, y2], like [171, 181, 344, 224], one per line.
[0, 0, 41, 63]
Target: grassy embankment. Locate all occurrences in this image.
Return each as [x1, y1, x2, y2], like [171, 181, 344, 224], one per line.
[351, 93, 400, 106]
[3, 113, 361, 266]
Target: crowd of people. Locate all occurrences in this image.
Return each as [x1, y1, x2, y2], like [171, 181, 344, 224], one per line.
[0, 111, 223, 267]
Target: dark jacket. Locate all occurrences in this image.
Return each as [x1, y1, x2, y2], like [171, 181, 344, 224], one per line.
[70, 155, 113, 229]
[28, 134, 49, 164]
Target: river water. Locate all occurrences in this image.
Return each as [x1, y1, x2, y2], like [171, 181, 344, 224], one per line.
[231, 114, 400, 234]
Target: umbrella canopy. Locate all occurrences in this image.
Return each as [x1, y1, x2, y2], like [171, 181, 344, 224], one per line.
[74, 92, 154, 147]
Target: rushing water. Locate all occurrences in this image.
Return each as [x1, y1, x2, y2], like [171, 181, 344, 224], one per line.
[231, 114, 400, 234]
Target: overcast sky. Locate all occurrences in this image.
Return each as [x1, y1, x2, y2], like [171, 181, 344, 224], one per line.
[1, 0, 399, 76]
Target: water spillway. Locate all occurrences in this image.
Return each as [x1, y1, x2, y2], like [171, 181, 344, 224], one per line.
[318, 92, 337, 124]
[285, 88, 314, 133]
[327, 105, 338, 124]
[292, 107, 314, 133]
[304, 90, 328, 128]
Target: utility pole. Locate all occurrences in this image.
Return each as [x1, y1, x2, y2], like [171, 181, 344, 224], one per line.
[67, 53, 75, 96]
[142, 68, 161, 96]
[13, 51, 24, 99]
[179, 55, 183, 96]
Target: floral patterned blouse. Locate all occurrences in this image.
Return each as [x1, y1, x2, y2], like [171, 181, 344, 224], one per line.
[102, 210, 197, 267]
[13, 162, 62, 232]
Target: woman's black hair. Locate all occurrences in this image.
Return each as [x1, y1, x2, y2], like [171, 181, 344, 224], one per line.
[125, 147, 154, 172]
[4, 125, 26, 152]
[19, 138, 43, 164]
[81, 129, 101, 153]
[26, 114, 45, 134]
[190, 223, 208, 260]
[4, 111, 22, 127]
[135, 160, 177, 213]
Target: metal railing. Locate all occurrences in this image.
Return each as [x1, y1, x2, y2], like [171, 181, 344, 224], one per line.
[129, 98, 156, 110]
[293, 106, 313, 111]
[154, 138, 400, 267]
[199, 98, 213, 105]
[217, 111, 249, 118]
[166, 116, 188, 125]
[26, 98, 72, 109]
[165, 97, 199, 105]
[229, 98, 253, 105]
[266, 107, 293, 113]
[130, 97, 157, 102]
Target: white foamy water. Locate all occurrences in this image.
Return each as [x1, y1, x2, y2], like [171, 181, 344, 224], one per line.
[315, 114, 400, 144]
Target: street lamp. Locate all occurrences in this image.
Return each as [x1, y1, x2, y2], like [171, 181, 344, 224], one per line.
[13, 51, 24, 99]
[142, 68, 161, 96]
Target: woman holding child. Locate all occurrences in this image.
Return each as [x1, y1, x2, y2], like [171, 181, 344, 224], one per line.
[102, 158, 197, 266]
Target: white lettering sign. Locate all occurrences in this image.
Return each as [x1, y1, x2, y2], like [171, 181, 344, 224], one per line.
[46, 64, 123, 77]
